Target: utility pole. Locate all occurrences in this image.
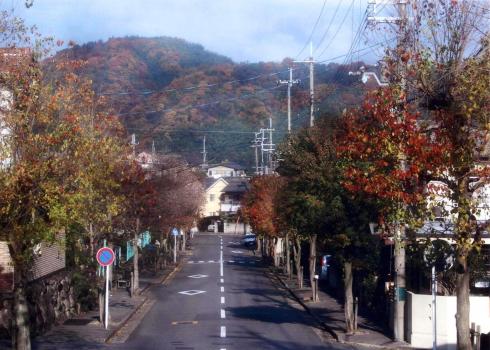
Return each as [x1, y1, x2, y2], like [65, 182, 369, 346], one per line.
[294, 42, 315, 127]
[201, 136, 207, 169]
[251, 132, 260, 175]
[131, 133, 137, 158]
[259, 120, 275, 174]
[367, 0, 408, 342]
[253, 121, 275, 175]
[278, 67, 300, 133]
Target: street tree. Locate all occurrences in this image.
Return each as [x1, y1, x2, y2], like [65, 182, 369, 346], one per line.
[0, 12, 126, 350]
[241, 175, 285, 265]
[277, 120, 338, 302]
[336, 87, 448, 335]
[279, 118, 379, 330]
[382, 1, 490, 347]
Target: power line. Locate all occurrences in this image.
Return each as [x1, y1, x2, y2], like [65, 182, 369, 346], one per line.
[295, 0, 328, 59]
[314, 0, 345, 56]
[316, 0, 357, 59]
[341, 10, 369, 65]
[316, 38, 394, 64]
[100, 67, 306, 97]
[116, 84, 285, 118]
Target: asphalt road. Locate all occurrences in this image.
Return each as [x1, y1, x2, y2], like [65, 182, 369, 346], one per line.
[24, 234, 369, 350]
[119, 234, 339, 350]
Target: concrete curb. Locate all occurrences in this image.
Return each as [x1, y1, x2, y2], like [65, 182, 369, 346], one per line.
[268, 267, 340, 342]
[105, 261, 182, 344]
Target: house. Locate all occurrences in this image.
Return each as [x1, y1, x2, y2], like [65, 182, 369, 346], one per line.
[0, 239, 66, 293]
[206, 161, 246, 179]
[201, 176, 251, 234]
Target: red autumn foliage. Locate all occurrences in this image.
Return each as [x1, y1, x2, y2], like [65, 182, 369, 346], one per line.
[336, 88, 449, 206]
[241, 175, 285, 237]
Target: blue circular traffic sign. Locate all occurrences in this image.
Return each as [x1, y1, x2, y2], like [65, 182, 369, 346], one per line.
[96, 247, 115, 267]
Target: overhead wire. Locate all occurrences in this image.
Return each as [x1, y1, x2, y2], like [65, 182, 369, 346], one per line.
[313, 0, 344, 56]
[316, 0, 357, 60]
[99, 68, 305, 97]
[138, 74, 312, 137]
[295, 0, 328, 59]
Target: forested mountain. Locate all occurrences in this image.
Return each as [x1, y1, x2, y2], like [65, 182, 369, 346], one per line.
[53, 36, 370, 170]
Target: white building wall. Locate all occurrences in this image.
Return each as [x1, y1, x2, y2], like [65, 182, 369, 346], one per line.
[407, 292, 490, 349]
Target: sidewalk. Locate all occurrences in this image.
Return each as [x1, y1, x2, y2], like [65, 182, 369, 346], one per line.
[271, 268, 411, 349]
[28, 264, 179, 349]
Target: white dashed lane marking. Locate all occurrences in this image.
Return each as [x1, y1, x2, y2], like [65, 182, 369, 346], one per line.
[220, 326, 226, 338]
[221, 308, 226, 319]
[221, 296, 225, 304]
[220, 286, 224, 292]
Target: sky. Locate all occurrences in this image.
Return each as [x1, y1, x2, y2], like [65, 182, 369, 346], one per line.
[3, 0, 389, 64]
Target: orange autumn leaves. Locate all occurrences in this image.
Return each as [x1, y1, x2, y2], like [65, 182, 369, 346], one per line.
[241, 175, 285, 238]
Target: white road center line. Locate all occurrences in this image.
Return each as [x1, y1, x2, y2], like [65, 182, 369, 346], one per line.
[220, 286, 224, 292]
[220, 278, 224, 283]
[220, 326, 226, 338]
[221, 296, 225, 304]
[220, 249, 223, 277]
[221, 308, 226, 319]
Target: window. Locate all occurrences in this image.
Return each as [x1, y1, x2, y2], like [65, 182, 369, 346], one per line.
[210, 194, 215, 202]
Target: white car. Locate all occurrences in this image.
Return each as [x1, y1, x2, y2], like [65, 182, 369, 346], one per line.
[207, 224, 215, 232]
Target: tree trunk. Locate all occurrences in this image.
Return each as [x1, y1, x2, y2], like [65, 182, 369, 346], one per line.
[98, 288, 104, 325]
[285, 232, 291, 278]
[293, 236, 302, 288]
[12, 270, 31, 350]
[309, 234, 317, 301]
[89, 222, 95, 258]
[344, 261, 355, 334]
[133, 217, 140, 292]
[181, 230, 186, 252]
[455, 251, 471, 350]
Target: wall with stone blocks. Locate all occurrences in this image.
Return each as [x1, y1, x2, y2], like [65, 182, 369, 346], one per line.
[0, 270, 76, 338]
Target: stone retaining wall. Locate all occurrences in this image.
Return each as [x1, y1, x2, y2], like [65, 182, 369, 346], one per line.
[0, 269, 76, 338]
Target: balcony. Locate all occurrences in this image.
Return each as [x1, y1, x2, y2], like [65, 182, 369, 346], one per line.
[220, 203, 241, 213]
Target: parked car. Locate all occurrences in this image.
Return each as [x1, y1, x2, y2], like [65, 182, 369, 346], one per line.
[241, 234, 257, 247]
[207, 224, 215, 232]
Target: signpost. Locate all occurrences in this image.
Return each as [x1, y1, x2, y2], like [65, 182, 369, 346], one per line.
[96, 247, 115, 329]
[172, 228, 179, 264]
